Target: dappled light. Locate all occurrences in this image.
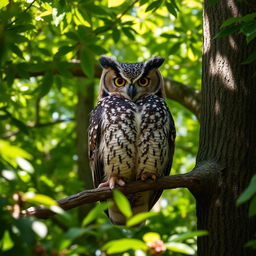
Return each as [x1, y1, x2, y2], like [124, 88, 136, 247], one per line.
[1, 0, 256, 255]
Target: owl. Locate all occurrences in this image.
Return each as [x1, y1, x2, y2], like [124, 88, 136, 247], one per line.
[88, 56, 175, 225]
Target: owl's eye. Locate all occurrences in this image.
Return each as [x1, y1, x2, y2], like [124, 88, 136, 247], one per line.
[114, 77, 126, 87]
[138, 77, 150, 87]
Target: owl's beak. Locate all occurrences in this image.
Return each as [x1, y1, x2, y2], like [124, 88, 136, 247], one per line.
[127, 84, 136, 99]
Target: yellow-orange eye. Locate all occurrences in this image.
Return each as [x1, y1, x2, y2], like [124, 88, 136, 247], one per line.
[138, 77, 150, 87]
[114, 77, 126, 87]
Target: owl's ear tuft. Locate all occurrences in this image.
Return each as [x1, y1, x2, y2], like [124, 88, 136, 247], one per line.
[144, 56, 165, 70]
[99, 55, 119, 70]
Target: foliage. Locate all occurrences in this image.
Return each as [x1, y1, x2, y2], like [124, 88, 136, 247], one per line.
[237, 175, 256, 250]
[0, 0, 203, 255]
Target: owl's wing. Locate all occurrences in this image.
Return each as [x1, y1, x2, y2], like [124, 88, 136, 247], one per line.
[88, 103, 104, 188]
[148, 111, 176, 210]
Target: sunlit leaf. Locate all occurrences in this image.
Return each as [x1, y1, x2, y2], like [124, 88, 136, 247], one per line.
[113, 189, 132, 219]
[32, 221, 48, 238]
[16, 157, 34, 173]
[127, 212, 157, 227]
[0, 0, 8, 9]
[2, 231, 14, 251]
[143, 232, 161, 243]
[168, 230, 208, 242]
[165, 242, 195, 255]
[237, 175, 256, 205]
[1, 169, 16, 180]
[23, 192, 57, 207]
[0, 140, 31, 167]
[108, 0, 126, 8]
[82, 202, 111, 226]
[102, 238, 147, 254]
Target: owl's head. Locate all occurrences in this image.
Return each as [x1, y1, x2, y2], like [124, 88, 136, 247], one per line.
[98, 56, 165, 101]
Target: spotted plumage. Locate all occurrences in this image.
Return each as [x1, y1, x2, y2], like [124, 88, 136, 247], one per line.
[89, 56, 175, 225]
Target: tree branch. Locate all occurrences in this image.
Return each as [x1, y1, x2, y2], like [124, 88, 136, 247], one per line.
[21, 161, 224, 219]
[164, 78, 201, 120]
[13, 61, 201, 118]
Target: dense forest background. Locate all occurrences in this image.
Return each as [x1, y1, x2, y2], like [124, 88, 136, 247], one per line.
[1, 0, 255, 255]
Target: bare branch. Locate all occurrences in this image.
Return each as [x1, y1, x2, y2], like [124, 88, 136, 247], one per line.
[21, 161, 224, 219]
[164, 78, 201, 120]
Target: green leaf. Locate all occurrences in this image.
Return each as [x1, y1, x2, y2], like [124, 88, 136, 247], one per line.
[161, 33, 179, 39]
[113, 189, 132, 219]
[146, 1, 162, 12]
[32, 221, 48, 238]
[165, 242, 195, 255]
[80, 48, 95, 78]
[55, 45, 75, 57]
[82, 202, 111, 226]
[9, 44, 24, 59]
[143, 232, 161, 243]
[242, 51, 256, 65]
[249, 195, 256, 217]
[221, 17, 241, 28]
[169, 42, 181, 54]
[0, 0, 8, 9]
[64, 227, 91, 239]
[108, 0, 126, 8]
[127, 212, 157, 227]
[168, 230, 208, 242]
[241, 13, 256, 22]
[23, 192, 57, 207]
[0, 140, 31, 167]
[237, 175, 256, 205]
[122, 27, 135, 40]
[10, 116, 29, 134]
[89, 45, 107, 55]
[102, 238, 147, 254]
[166, 2, 177, 17]
[214, 24, 242, 39]
[2, 231, 14, 251]
[112, 27, 120, 43]
[38, 72, 53, 98]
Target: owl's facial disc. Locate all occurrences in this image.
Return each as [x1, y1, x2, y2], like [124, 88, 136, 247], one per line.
[99, 56, 165, 100]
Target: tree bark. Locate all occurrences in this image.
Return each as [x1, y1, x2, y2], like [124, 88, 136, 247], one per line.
[195, 1, 256, 255]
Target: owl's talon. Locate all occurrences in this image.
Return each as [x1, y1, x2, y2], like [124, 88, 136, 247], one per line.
[140, 172, 157, 181]
[98, 176, 125, 189]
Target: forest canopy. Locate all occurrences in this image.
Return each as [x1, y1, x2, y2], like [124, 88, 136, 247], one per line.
[0, 0, 211, 255]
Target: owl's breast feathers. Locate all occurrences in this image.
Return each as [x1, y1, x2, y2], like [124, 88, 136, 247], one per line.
[89, 94, 175, 211]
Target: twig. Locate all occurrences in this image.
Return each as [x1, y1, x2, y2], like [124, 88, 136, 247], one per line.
[8, 0, 37, 27]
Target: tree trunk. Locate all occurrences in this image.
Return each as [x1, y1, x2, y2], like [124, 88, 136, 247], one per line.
[75, 78, 95, 220]
[196, 1, 256, 255]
